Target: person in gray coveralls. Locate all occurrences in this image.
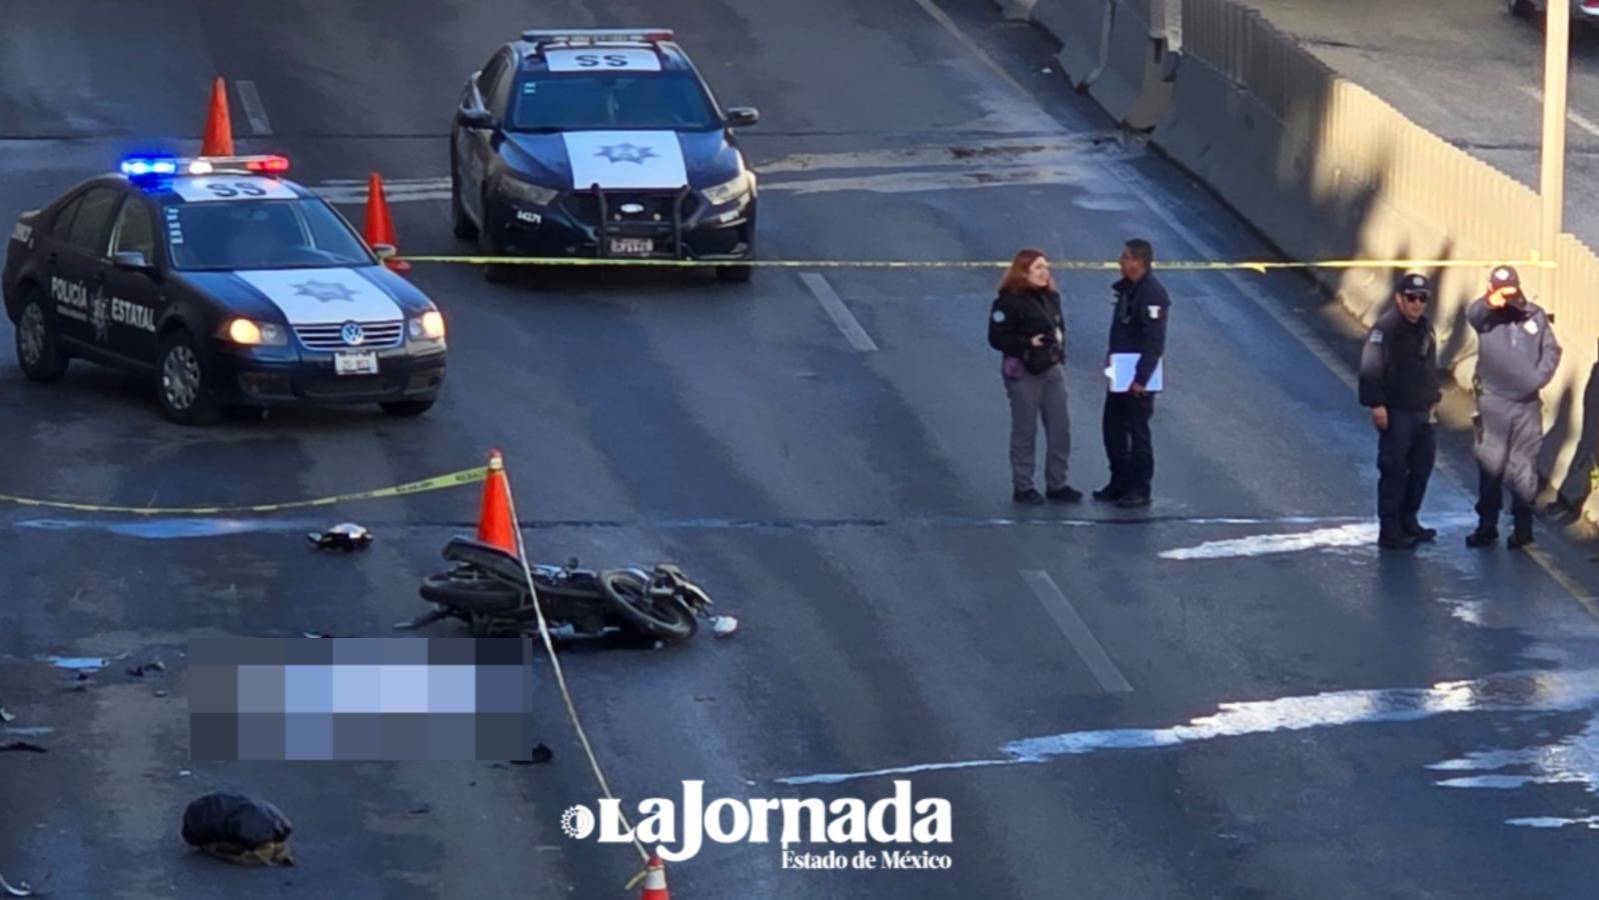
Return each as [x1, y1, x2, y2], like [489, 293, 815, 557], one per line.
[1464, 265, 1562, 550]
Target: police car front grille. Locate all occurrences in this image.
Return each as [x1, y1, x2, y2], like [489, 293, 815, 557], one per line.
[563, 192, 692, 228]
[293, 321, 404, 350]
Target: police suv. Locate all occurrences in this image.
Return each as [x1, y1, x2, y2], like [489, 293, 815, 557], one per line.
[450, 28, 760, 281]
[2, 155, 448, 425]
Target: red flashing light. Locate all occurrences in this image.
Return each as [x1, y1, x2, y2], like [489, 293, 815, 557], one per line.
[245, 155, 290, 174]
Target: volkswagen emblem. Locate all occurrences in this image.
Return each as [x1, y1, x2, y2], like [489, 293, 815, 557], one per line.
[619, 202, 645, 215]
[340, 321, 365, 346]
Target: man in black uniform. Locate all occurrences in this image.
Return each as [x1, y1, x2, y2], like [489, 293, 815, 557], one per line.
[1095, 238, 1170, 509]
[1359, 273, 1441, 550]
[1464, 265, 1562, 549]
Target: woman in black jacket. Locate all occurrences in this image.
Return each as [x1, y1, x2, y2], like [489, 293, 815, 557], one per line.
[987, 248, 1079, 504]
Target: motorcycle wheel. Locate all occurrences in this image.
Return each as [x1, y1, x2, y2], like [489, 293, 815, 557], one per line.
[419, 571, 524, 613]
[599, 570, 697, 643]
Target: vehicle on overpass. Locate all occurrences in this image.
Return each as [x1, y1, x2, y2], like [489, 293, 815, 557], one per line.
[2, 154, 448, 425]
[449, 28, 760, 282]
[1508, 0, 1599, 25]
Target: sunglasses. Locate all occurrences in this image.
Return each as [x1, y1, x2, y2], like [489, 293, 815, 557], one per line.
[1401, 292, 1430, 303]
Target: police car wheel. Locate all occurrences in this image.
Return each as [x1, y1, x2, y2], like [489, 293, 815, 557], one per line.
[15, 293, 69, 382]
[450, 167, 477, 240]
[715, 264, 753, 283]
[156, 331, 222, 426]
[379, 397, 436, 417]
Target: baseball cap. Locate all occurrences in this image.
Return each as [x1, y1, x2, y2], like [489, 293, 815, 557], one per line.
[1489, 265, 1521, 291]
[1397, 273, 1432, 296]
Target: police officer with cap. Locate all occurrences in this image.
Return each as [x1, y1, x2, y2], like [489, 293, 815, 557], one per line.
[1464, 265, 1562, 549]
[1359, 273, 1441, 550]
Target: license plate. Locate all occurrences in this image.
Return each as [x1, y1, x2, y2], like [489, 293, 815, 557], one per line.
[609, 237, 653, 256]
[334, 351, 378, 376]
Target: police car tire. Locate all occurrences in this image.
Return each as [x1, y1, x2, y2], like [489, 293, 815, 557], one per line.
[715, 264, 753, 283]
[156, 331, 222, 426]
[477, 190, 516, 283]
[379, 397, 436, 417]
[450, 165, 477, 240]
[15, 293, 69, 382]
[599, 569, 696, 643]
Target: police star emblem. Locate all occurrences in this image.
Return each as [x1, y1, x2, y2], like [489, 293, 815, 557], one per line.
[595, 143, 658, 165]
[291, 280, 358, 303]
[91, 290, 110, 342]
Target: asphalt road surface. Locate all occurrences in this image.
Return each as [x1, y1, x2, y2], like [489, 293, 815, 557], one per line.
[5, 2, 1599, 898]
[1248, 0, 1599, 254]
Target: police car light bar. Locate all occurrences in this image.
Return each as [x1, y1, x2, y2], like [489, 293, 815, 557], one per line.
[121, 154, 290, 177]
[521, 28, 674, 45]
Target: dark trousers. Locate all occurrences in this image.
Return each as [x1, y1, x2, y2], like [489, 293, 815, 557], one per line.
[1103, 391, 1155, 495]
[1377, 409, 1435, 527]
[1005, 365, 1071, 492]
[1475, 392, 1543, 527]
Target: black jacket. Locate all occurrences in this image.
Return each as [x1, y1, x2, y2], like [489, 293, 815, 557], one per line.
[1466, 294, 1561, 401]
[1108, 273, 1170, 387]
[1359, 307, 1440, 411]
[988, 289, 1065, 374]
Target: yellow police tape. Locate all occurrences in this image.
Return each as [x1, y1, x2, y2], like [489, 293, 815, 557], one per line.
[0, 465, 488, 516]
[397, 255, 1558, 274]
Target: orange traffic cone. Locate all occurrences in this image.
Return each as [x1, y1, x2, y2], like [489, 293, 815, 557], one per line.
[639, 856, 669, 900]
[477, 450, 518, 556]
[364, 172, 410, 272]
[201, 77, 235, 157]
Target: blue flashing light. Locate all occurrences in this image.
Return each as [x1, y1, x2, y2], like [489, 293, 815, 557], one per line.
[119, 156, 179, 177]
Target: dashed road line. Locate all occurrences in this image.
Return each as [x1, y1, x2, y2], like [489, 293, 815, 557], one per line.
[1021, 570, 1133, 693]
[235, 79, 272, 136]
[1521, 86, 1599, 140]
[799, 272, 879, 352]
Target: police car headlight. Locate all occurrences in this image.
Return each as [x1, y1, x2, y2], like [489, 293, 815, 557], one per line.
[501, 175, 559, 207]
[408, 310, 446, 341]
[702, 170, 754, 206]
[226, 318, 286, 346]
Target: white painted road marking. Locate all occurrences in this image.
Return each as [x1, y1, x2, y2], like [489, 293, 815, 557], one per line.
[1020, 570, 1133, 694]
[235, 79, 272, 136]
[799, 272, 879, 352]
[1521, 86, 1599, 140]
[314, 177, 451, 205]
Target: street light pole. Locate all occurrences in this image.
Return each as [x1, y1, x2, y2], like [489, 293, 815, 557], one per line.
[1539, 0, 1571, 296]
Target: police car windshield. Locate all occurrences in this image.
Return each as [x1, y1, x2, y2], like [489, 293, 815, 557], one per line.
[162, 199, 374, 271]
[510, 73, 719, 131]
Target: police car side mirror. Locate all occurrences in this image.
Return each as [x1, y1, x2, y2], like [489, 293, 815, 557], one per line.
[113, 250, 154, 272]
[457, 108, 498, 130]
[724, 107, 759, 128]
[371, 243, 397, 262]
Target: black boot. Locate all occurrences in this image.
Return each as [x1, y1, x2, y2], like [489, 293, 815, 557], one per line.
[1508, 517, 1534, 549]
[1402, 518, 1437, 542]
[1091, 484, 1123, 503]
[1378, 524, 1419, 550]
[1046, 485, 1083, 504]
[1013, 488, 1045, 505]
[1465, 521, 1499, 549]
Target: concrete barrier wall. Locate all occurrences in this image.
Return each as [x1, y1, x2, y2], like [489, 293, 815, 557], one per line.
[1086, 0, 1174, 129]
[1014, 0, 1599, 511]
[1032, 0, 1111, 88]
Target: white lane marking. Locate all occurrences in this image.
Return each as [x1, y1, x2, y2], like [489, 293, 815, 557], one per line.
[1521, 85, 1599, 140]
[778, 666, 1599, 786]
[313, 177, 452, 205]
[235, 79, 272, 136]
[799, 272, 879, 352]
[764, 165, 1109, 196]
[1021, 570, 1133, 693]
[1161, 522, 1377, 559]
[756, 138, 1113, 175]
[910, 0, 1037, 101]
[1159, 513, 1479, 560]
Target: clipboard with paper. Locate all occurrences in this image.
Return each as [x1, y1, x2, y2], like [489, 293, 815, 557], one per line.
[1104, 353, 1164, 393]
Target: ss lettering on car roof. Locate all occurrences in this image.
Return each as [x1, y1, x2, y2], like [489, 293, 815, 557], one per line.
[574, 53, 631, 67]
[203, 181, 270, 199]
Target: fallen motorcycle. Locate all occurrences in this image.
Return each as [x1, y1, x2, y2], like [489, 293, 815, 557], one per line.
[397, 537, 729, 645]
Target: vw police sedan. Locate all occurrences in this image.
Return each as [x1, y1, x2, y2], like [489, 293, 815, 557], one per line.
[450, 28, 760, 282]
[2, 155, 447, 425]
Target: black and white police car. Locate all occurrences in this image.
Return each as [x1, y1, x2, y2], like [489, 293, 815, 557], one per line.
[450, 28, 760, 282]
[2, 154, 448, 425]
